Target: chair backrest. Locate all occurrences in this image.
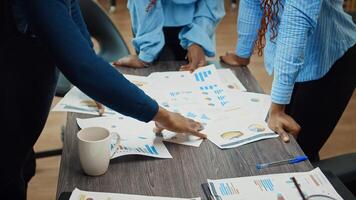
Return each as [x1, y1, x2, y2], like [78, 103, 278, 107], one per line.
[56, 0, 130, 96]
[79, 0, 130, 62]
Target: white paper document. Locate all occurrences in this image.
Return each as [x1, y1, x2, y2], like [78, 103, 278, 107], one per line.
[207, 168, 343, 200]
[224, 91, 271, 120]
[123, 74, 152, 93]
[77, 116, 172, 159]
[159, 106, 216, 147]
[217, 68, 247, 92]
[205, 110, 278, 149]
[149, 65, 236, 110]
[69, 188, 201, 200]
[52, 74, 150, 116]
[52, 87, 117, 116]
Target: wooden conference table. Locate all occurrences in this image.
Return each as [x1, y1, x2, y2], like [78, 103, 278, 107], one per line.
[56, 61, 313, 199]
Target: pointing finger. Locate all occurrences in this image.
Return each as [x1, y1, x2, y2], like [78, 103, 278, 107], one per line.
[275, 126, 290, 143]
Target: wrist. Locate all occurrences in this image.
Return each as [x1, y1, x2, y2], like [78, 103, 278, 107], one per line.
[269, 103, 286, 115]
[153, 106, 170, 122]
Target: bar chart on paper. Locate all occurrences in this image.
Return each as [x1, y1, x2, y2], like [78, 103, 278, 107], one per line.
[193, 67, 231, 108]
[253, 179, 274, 192]
[207, 168, 343, 200]
[194, 69, 213, 82]
[218, 182, 240, 196]
[76, 117, 173, 159]
[117, 144, 159, 155]
[111, 137, 173, 159]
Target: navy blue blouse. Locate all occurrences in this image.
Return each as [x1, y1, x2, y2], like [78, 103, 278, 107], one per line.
[13, 0, 159, 122]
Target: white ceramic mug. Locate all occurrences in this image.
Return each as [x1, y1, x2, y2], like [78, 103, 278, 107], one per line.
[77, 127, 120, 176]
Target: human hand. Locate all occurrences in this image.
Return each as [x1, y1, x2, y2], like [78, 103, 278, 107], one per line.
[267, 103, 301, 142]
[220, 51, 250, 66]
[95, 101, 105, 116]
[112, 55, 150, 68]
[153, 106, 207, 139]
[180, 44, 207, 72]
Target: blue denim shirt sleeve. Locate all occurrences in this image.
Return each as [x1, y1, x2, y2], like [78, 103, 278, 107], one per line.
[271, 0, 322, 104]
[127, 0, 165, 63]
[235, 0, 262, 58]
[25, 0, 159, 122]
[179, 0, 225, 57]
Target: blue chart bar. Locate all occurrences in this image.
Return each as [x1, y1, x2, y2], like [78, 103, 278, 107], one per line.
[220, 183, 228, 196]
[225, 183, 232, 195]
[145, 144, 153, 154]
[194, 73, 200, 81]
[219, 183, 238, 196]
[199, 72, 205, 82]
[151, 146, 159, 155]
[201, 114, 210, 120]
[221, 101, 228, 106]
[203, 71, 208, 77]
[218, 96, 225, 101]
[145, 144, 158, 155]
[262, 179, 274, 191]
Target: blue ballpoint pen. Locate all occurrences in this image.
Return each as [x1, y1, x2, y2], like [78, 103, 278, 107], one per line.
[256, 155, 308, 170]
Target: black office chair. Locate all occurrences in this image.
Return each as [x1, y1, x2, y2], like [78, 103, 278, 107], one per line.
[313, 153, 356, 196]
[79, 0, 130, 62]
[36, 0, 130, 158]
[55, 0, 130, 97]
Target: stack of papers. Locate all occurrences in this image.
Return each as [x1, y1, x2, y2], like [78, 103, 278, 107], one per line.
[207, 168, 342, 200]
[53, 64, 276, 151]
[69, 188, 201, 200]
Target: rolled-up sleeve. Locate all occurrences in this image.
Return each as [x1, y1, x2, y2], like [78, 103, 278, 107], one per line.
[179, 0, 225, 57]
[26, 0, 159, 122]
[235, 0, 262, 58]
[128, 0, 165, 62]
[271, 0, 322, 104]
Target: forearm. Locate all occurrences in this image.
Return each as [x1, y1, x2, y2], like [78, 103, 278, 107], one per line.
[26, 0, 158, 122]
[235, 0, 262, 58]
[271, 0, 321, 104]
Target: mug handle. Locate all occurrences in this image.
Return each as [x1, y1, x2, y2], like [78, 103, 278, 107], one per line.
[110, 132, 121, 159]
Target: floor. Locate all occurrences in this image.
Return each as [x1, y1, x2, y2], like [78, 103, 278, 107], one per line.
[27, 0, 356, 199]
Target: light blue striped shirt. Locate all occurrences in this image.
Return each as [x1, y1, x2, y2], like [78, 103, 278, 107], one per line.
[236, 0, 356, 104]
[127, 0, 225, 62]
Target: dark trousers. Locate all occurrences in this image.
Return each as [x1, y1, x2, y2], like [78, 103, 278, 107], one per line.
[0, 34, 58, 200]
[286, 45, 356, 162]
[135, 27, 187, 62]
[157, 27, 187, 61]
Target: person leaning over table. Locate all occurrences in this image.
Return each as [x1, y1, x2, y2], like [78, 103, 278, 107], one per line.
[221, 0, 356, 161]
[0, 0, 206, 199]
[112, 0, 225, 72]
